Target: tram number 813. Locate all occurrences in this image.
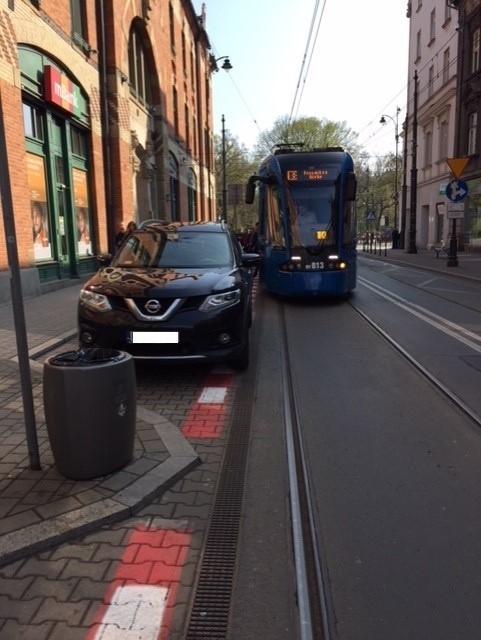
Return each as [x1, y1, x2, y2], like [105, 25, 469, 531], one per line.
[306, 261, 325, 270]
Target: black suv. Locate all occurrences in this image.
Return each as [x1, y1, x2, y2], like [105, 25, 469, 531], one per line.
[78, 221, 259, 370]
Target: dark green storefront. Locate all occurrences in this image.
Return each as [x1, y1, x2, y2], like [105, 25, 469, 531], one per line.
[20, 46, 98, 286]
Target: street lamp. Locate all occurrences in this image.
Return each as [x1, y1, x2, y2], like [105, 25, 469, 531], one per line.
[380, 107, 401, 237]
[212, 58, 232, 221]
[210, 55, 233, 73]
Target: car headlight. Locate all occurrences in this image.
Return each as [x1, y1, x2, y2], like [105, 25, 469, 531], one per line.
[199, 288, 241, 312]
[79, 288, 112, 312]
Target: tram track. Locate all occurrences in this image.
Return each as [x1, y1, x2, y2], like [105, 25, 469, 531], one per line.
[359, 256, 481, 315]
[350, 294, 481, 431]
[278, 276, 481, 640]
[279, 301, 332, 640]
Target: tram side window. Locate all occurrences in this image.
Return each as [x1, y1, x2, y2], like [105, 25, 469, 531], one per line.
[266, 187, 285, 248]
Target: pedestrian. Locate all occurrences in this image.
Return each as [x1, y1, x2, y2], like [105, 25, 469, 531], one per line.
[114, 221, 126, 251]
[126, 221, 137, 234]
[247, 222, 259, 252]
[391, 228, 400, 249]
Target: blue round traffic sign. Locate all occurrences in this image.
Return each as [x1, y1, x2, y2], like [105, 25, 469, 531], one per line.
[446, 180, 468, 203]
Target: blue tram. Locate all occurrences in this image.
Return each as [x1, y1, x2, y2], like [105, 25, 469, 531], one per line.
[245, 145, 357, 298]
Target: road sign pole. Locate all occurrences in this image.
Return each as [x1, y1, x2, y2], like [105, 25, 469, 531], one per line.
[445, 158, 470, 267]
[447, 218, 459, 267]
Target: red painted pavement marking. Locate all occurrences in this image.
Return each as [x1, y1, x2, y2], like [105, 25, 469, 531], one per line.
[181, 372, 234, 439]
[87, 528, 191, 640]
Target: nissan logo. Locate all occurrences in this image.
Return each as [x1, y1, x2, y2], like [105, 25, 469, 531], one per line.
[144, 299, 162, 314]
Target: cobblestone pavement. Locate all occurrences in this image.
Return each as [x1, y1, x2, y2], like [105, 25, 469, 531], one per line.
[0, 249, 479, 638]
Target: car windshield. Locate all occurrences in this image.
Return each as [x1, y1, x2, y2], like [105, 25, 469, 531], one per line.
[112, 228, 233, 268]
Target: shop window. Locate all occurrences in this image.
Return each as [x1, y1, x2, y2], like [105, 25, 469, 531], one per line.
[71, 126, 87, 158]
[22, 103, 44, 141]
[27, 153, 53, 262]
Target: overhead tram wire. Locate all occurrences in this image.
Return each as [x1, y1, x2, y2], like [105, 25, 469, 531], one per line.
[288, 0, 328, 128]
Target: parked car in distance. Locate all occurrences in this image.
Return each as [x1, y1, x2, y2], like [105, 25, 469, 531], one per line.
[78, 221, 260, 370]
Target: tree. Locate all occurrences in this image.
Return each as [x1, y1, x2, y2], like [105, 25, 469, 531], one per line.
[356, 152, 400, 237]
[214, 129, 258, 232]
[254, 115, 361, 159]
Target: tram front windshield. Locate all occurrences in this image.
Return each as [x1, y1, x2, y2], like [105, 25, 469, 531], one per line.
[288, 184, 337, 248]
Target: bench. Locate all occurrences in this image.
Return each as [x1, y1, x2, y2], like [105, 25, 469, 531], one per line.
[432, 245, 449, 258]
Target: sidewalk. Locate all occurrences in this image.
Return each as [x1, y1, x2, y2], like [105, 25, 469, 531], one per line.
[0, 282, 199, 567]
[359, 245, 481, 281]
[0, 248, 479, 567]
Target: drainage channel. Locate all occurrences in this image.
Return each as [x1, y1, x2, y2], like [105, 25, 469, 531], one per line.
[184, 297, 263, 639]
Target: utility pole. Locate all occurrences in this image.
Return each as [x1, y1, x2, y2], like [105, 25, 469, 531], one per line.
[400, 117, 408, 250]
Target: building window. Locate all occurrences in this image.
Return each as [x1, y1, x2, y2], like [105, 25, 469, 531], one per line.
[168, 153, 179, 221]
[468, 111, 477, 155]
[192, 115, 197, 157]
[428, 65, 434, 97]
[191, 49, 195, 91]
[70, 126, 87, 158]
[439, 120, 448, 160]
[71, 0, 89, 55]
[443, 48, 450, 84]
[169, 3, 175, 53]
[429, 9, 436, 45]
[185, 103, 190, 150]
[471, 28, 481, 74]
[187, 169, 197, 221]
[182, 31, 187, 74]
[444, 3, 451, 24]
[173, 86, 179, 135]
[128, 26, 152, 106]
[416, 30, 421, 61]
[22, 103, 44, 140]
[424, 130, 433, 166]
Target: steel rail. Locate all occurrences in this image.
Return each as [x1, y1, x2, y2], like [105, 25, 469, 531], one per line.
[279, 303, 332, 640]
[351, 301, 481, 430]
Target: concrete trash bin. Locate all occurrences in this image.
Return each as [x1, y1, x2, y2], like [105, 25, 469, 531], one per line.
[43, 348, 136, 480]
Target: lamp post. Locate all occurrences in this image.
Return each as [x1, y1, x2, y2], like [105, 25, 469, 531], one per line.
[380, 107, 401, 233]
[211, 57, 232, 221]
[221, 114, 227, 221]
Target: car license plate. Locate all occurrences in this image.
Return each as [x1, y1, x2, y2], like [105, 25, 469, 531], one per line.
[131, 331, 179, 344]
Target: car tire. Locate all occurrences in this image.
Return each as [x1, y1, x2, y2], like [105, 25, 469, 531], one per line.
[228, 333, 249, 371]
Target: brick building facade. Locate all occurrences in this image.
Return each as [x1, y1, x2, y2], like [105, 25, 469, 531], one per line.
[0, 0, 216, 301]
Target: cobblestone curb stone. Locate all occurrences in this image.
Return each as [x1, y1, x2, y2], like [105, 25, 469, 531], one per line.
[0, 406, 200, 567]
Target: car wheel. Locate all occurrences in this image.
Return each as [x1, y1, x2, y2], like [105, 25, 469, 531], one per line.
[228, 333, 249, 371]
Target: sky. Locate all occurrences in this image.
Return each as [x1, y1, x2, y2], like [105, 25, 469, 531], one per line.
[193, 0, 410, 160]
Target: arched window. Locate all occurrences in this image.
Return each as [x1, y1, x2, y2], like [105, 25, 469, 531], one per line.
[168, 153, 180, 221]
[187, 170, 197, 221]
[128, 24, 152, 106]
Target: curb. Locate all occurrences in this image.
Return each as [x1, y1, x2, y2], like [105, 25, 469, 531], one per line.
[0, 406, 200, 566]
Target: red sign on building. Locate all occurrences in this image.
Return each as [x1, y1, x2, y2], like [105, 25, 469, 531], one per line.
[43, 66, 81, 117]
